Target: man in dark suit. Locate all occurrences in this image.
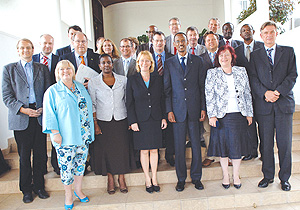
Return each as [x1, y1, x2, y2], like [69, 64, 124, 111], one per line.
[198, 18, 223, 45]
[199, 31, 219, 167]
[113, 38, 137, 77]
[249, 21, 297, 191]
[32, 34, 60, 175]
[151, 31, 174, 166]
[2, 39, 51, 203]
[235, 24, 263, 161]
[219, 22, 242, 48]
[164, 32, 205, 191]
[165, 17, 181, 55]
[137, 25, 158, 54]
[55, 25, 82, 57]
[60, 32, 100, 87]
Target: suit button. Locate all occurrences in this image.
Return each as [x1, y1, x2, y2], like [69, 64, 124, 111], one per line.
[271, 81, 273, 83]
[184, 98, 187, 101]
[184, 78, 186, 81]
[184, 88, 187, 90]
[149, 105, 151, 108]
[148, 93, 150, 96]
[236, 90, 238, 93]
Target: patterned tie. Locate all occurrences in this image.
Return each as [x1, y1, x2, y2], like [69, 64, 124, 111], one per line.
[191, 47, 195, 55]
[266, 48, 273, 66]
[150, 43, 154, 54]
[157, 54, 163, 76]
[42, 56, 48, 67]
[80, 56, 86, 65]
[226, 40, 229, 45]
[174, 47, 177, 55]
[124, 59, 129, 76]
[210, 52, 215, 66]
[246, 46, 251, 62]
[180, 57, 186, 72]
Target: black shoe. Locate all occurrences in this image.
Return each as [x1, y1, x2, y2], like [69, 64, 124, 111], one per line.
[34, 189, 49, 199]
[23, 192, 33, 203]
[281, 181, 291, 191]
[146, 185, 153, 193]
[200, 141, 206, 148]
[258, 178, 274, 188]
[54, 168, 60, 175]
[153, 185, 160, 192]
[222, 183, 230, 189]
[192, 180, 204, 190]
[175, 181, 185, 192]
[166, 157, 175, 167]
[234, 183, 242, 189]
[185, 141, 191, 148]
[242, 154, 258, 161]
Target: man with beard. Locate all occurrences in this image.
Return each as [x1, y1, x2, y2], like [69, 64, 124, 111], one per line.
[164, 32, 206, 192]
[137, 25, 158, 54]
[219, 22, 242, 48]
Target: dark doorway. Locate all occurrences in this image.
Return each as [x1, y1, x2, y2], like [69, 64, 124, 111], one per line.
[92, 0, 104, 50]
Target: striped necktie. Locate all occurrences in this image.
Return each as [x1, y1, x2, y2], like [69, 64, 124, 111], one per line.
[157, 54, 163, 76]
[42, 56, 48, 67]
[266, 48, 273, 66]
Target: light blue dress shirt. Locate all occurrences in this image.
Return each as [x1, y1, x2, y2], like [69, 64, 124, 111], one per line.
[74, 51, 88, 68]
[21, 60, 36, 103]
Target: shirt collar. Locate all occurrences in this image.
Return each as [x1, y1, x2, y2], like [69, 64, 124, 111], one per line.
[154, 51, 165, 58]
[40, 52, 52, 60]
[264, 44, 276, 51]
[244, 40, 254, 50]
[177, 52, 188, 61]
[74, 51, 87, 58]
[21, 59, 33, 68]
[122, 56, 131, 62]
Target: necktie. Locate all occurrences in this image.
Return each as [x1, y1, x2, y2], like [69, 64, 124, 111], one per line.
[157, 54, 163, 76]
[124, 59, 129, 76]
[210, 52, 215, 66]
[191, 47, 195, 55]
[246, 46, 251, 62]
[150, 43, 154, 54]
[180, 57, 186, 72]
[42, 56, 48, 67]
[174, 47, 177, 55]
[226, 40, 229, 45]
[266, 48, 273, 66]
[80, 56, 86, 65]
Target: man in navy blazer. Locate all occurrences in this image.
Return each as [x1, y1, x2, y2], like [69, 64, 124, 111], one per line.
[2, 39, 51, 203]
[164, 32, 206, 191]
[235, 24, 263, 161]
[219, 22, 242, 48]
[32, 34, 60, 175]
[60, 32, 100, 87]
[55, 25, 82, 57]
[249, 21, 297, 191]
[151, 31, 174, 166]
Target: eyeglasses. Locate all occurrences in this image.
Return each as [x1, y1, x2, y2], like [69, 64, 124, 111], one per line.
[74, 40, 87, 44]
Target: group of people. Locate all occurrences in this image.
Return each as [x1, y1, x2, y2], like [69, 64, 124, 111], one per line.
[2, 16, 297, 210]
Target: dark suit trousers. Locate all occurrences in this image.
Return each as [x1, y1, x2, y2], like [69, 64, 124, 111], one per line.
[246, 117, 259, 157]
[173, 115, 202, 181]
[163, 120, 175, 159]
[256, 104, 293, 182]
[14, 117, 47, 193]
[51, 145, 59, 171]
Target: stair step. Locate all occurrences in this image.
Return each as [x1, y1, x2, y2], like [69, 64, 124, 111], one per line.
[1, 176, 300, 210]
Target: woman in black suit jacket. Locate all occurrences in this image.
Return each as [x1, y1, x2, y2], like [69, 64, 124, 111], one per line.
[126, 51, 167, 193]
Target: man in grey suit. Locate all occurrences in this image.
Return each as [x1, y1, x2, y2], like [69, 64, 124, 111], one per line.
[186, 26, 206, 56]
[219, 22, 242, 48]
[2, 39, 51, 203]
[164, 32, 205, 192]
[198, 18, 223, 45]
[113, 38, 137, 77]
[250, 21, 297, 191]
[165, 17, 181, 55]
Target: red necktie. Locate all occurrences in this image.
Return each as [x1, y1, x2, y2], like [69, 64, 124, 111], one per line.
[192, 48, 195, 55]
[157, 54, 163, 76]
[42, 56, 48, 67]
[174, 47, 177, 55]
[226, 40, 229, 45]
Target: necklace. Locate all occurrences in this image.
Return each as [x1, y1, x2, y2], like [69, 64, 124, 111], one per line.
[222, 68, 233, 76]
[67, 83, 75, 92]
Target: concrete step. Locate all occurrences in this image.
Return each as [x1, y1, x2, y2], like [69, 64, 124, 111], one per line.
[1, 176, 300, 210]
[2, 151, 300, 195]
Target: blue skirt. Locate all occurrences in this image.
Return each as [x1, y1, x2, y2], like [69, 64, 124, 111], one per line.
[207, 112, 249, 159]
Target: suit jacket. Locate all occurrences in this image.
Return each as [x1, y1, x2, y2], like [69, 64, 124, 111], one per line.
[235, 41, 264, 71]
[60, 50, 100, 73]
[152, 51, 173, 75]
[205, 66, 253, 119]
[198, 34, 223, 45]
[55, 45, 71, 57]
[200, 51, 214, 71]
[187, 44, 206, 56]
[32, 53, 59, 84]
[113, 57, 137, 77]
[126, 73, 166, 125]
[137, 42, 151, 54]
[249, 45, 297, 115]
[165, 35, 173, 55]
[219, 39, 243, 48]
[2, 60, 51, 130]
[164, 53, 205, 122]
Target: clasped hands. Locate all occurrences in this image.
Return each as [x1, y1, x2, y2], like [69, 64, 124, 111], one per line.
[130, 119, 167, 132]
[265, 90, 280, 103]
[20, 107, 43, 117]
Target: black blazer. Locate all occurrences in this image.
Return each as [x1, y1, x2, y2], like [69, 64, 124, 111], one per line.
[152, 51, 173, 75]
[55, 45, 71, 57]
[198, 34, 223, 45]
[60, 50, 101, 73]
[137, 42, 151, 54]
[126, 73, 166, 125]
[235, 41, 264, 72]
[249, 45, 297, 115]
[32, 53, 59, 84]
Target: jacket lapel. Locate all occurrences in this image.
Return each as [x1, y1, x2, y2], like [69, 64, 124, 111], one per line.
[15, 61, 28, 84]
[184, 54, 192, 76]
[32, 62, 40, 82]
[258, 48, 272, 68]
[273, 45, 283, 70]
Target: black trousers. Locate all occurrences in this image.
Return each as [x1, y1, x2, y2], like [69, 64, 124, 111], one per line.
[163, 120, 175, 159]
[14, 117, 47, 193]
[51, 145, 59, 171]
[246, 117, 259, 157]
[256, 104, 293, 182]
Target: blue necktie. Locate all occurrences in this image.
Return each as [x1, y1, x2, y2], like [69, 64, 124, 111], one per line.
[180, 57, 186, 72]
[266, 48, 273, 66]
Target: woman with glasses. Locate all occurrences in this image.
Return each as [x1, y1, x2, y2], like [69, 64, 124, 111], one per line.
[43, 60, 94, 210]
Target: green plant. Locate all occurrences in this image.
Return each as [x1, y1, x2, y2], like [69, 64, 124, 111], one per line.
[199, 28, 208, 37]
[237, 0, 257, 23]
[137, 34, 149, 45]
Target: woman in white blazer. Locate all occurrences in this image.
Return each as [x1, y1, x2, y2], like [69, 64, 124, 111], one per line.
[205, 45, 253, 189]
[88, 54, 134, 195]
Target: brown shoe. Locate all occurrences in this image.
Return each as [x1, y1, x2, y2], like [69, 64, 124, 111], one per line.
[202, 159, 214, 167]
